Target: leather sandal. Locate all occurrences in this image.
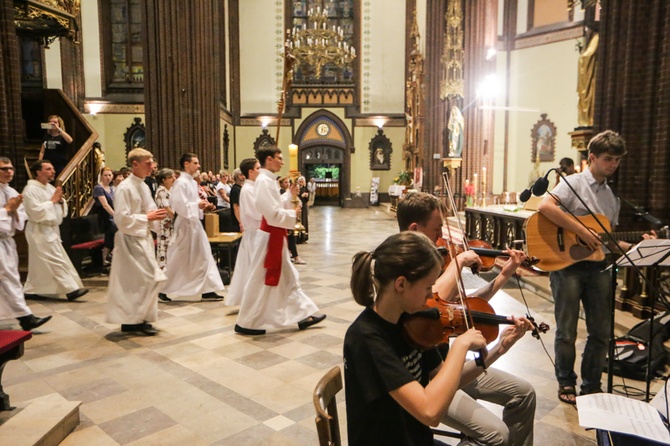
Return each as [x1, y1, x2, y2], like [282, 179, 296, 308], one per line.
[558, 385, 577, 405]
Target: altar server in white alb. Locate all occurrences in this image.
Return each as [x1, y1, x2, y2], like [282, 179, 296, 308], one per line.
[22, 160, 88, 301]
[160, 153, 224, 302]
[106, 148, 167, 336]
[0, 157, 52, 331]
[227, 157, 261, 306]
[234, 146, 325, 336]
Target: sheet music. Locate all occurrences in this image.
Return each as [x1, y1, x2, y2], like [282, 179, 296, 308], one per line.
[577, 393, 670, 444]
[651, 380, 670, 421]
[617, 239, 670, 267]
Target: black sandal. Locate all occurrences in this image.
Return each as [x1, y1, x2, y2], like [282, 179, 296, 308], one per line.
[558, 385, 577, 405]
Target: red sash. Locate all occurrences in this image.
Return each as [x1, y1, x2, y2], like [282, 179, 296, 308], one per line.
[260, 217, 287, 286]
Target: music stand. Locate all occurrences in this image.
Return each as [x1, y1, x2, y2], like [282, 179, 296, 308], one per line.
[615, 239, 670, 401]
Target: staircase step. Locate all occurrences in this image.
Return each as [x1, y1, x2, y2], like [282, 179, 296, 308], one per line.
[0, 393, 81, 446]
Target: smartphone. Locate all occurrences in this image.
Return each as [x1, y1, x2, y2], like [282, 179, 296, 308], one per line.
[41, 123, 53, 130]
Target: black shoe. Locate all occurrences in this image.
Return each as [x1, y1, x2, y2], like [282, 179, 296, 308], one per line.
[234, 324, 266, 336]
[24, 293, 48, 300]
[298, 313, 326, 330]
[121, 323, 157, 336]
[66, 288, 89, 301]
[201, 292, 224, 301]
[18, 314, 53, 331]
[158, 293, 171, 302]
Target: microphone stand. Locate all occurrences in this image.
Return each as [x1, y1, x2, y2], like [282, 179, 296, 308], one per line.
[535, 168, 665, 397]
[618, 195, 665, 227]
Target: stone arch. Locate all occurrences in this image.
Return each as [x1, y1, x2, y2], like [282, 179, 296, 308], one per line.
[294, 110, 353, 207]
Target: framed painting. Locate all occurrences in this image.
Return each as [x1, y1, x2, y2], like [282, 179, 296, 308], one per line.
[531, 114, 557, 162]
[369, 128, 392, 171]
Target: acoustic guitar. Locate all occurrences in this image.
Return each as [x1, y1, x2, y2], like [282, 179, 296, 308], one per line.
[523, 212, 649, 272]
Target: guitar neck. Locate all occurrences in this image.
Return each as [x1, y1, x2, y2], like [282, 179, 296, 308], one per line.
[603, 230, 649, 242]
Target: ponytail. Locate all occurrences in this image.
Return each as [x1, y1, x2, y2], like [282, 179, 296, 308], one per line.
[350, 232, 442, 307]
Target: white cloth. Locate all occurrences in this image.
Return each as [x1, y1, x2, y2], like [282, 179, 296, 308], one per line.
[0, 183, 31, 319]
[162, 172, 224, 298]
[236, 169, 318, 330]
[227, 179, 262, 306]
[22, 179, 83, 295]
[106, 174, 165, 324]
[215, 182, 231, 209]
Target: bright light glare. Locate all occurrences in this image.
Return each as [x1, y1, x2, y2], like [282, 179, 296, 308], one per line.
[373, 118, 386, 129]
[486, 47, 497, 60]
[88, 103, 103, 115]
[260, 117, 271, 128]
[477, 74, 500, 99]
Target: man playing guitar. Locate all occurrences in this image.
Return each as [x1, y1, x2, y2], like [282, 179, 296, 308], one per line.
[537, 130, 629, 405]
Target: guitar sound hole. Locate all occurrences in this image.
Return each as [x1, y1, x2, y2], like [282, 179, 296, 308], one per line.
[570, 244, 595, 260]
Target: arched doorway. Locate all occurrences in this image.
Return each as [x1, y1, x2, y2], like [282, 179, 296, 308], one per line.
[294, 110, 352, 207]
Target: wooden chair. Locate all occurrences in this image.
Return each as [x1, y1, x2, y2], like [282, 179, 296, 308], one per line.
[313, 366, 343, 446]
[312, 365, 461, 445]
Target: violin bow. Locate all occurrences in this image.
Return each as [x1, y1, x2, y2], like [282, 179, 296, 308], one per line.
[441, 172, 487, 371]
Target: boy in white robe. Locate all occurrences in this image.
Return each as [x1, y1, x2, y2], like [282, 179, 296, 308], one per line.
[0, 157, 52, 331]
[106, 149, 167, 335]
[22, 160, 88, 301]
[234, 147, 325, 335]
[227, 158, 261, 306]
[160, 153, 224, 302]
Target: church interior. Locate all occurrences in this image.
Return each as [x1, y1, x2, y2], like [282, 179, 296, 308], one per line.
[2, 0, 670, 444]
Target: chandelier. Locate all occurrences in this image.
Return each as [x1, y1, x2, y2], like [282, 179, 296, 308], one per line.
[286, 6, 356, 81]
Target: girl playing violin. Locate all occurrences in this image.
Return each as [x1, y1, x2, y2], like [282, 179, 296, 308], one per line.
[344, 232, 488, 446]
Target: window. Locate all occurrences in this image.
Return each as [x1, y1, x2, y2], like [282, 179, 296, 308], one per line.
[100, 0, 144, 95]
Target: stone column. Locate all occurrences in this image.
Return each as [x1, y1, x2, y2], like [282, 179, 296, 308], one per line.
[142, 0, 222, 171]
[0, 0, 24, 182]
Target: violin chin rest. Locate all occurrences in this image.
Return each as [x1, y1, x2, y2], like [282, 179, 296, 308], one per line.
[411, 308, 441, 320]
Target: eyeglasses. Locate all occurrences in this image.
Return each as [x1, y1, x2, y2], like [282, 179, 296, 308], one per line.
[0, 166, 15, 172]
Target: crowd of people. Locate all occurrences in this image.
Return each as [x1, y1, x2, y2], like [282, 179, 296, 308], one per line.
[0, 145, 323, 337]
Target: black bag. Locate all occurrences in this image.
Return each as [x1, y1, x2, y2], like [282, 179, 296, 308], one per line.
[607, 312, 670, 380]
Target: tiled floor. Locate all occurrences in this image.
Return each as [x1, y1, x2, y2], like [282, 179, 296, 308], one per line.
[1, 206, 663, 445]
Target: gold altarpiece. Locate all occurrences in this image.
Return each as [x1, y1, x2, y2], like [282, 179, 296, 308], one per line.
[402, 9, 424, 176]
[440, 0, 465, 206]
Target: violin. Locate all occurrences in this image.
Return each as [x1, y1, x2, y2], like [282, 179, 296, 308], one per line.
[402, 293, 550, 349]
[436, 237, 539, 273]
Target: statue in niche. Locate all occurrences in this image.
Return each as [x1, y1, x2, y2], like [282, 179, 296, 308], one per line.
[577, 31, 599, 127]
[447, 105, 464, 157]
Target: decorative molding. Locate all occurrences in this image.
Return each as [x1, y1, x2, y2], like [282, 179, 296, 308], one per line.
[361, 0, 371, 112]
[354, 117, 405, 127]
[275, 0, 283, 98]
[291, 85, 356, 106]
[238, 117, 291, 127]
[83, 102, 145, 114]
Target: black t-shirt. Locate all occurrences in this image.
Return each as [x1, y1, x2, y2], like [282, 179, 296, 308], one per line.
[43, 133, 69, 163]
[229, 183, 242, 230]
[343, 307, 442, 446]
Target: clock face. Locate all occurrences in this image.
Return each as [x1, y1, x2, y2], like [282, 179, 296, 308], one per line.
[317, 123, 330, 136]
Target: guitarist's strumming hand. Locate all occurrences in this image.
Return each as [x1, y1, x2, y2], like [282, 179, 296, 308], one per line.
[577, 225, 602, 251]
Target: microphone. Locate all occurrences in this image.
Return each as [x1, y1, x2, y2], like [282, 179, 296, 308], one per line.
[519, 168, 556, 202]
[519, 188, 533, 203]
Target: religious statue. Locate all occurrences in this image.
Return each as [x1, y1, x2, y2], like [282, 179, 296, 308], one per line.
[577, 32, 599, 127]
[447, 105, 464, 157]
